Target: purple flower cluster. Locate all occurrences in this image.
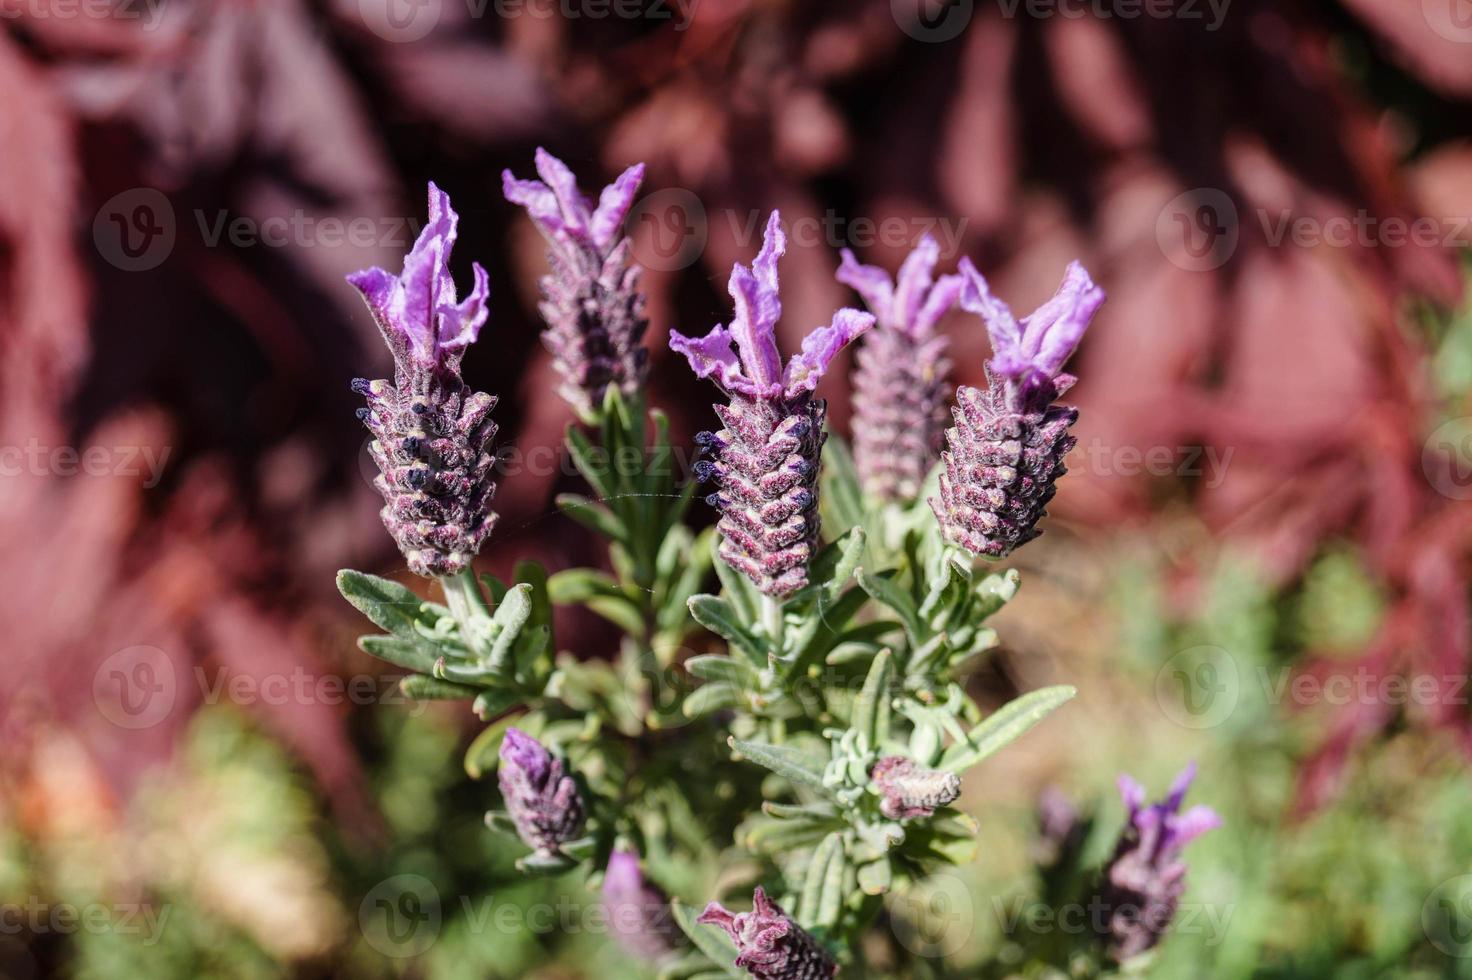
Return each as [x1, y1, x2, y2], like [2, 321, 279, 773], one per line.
[698, 887, 837, 980]
[870, 755, 962, 820]
[347, 184, 498, 578]
[1099, 764, 1221, 962]
[837, 236, 963, 504]
[602, 848, 679, 961]
[504, 149, 649, 418]
[929, 259, 1104, 558]
[670, 212, 873, 597]
[497, 728, 585, 856]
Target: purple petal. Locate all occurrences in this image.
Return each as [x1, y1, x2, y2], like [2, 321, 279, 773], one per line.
[696, 902, 738, 936]
[439, 261, 490, 351]
[589, 162, 645, 252]
[835, 248, 895, 319]
[752, 211, 785, 298]
[727, 262, 784, 395]
[782, 308, 874, 398]
[893, 234, 940, 331]
[1020, 260, 1105, 376]
[1165, 761, 1198, 811]
[346, 266, 398, 316]
[958, 257, 1027, 377]
[396, 234, 446, 364]
[1117, 773, 1147, 815]
[669, 325, 749, 391]
[534, 147, 592, 239]
[1172, 805, 1222, 846]
[912, 272, 963, 341]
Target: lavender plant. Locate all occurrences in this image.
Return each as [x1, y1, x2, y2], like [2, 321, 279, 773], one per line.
[334, 162, 1217, 977]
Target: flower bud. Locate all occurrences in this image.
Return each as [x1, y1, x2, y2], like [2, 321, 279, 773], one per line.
[497, 728, 585, 856]
[697, 887, 837, 979]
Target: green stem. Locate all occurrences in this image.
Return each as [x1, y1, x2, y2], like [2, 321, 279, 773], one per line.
[762, 594, 785, 654]
[441, 569, 492, 650]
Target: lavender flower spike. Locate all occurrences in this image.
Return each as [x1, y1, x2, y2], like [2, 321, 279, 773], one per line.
[870, 755, 962, 820]
[929, 259, 1104, 558]
[497, 728, 585, 856]
[698, 887, 837, 980]
[603, 847, 679, 961]
[503, 148, 649, 417]
[670, 212, 874, 597]
[1099, 763, 1221, 962]
[837, 236, 963, 503]
[347, 183, 497, 578]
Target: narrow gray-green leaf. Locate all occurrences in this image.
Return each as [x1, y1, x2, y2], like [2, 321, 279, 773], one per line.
[939, 685, 1077, 772]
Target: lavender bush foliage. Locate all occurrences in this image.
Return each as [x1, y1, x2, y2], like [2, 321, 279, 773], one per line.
[334, 167, 1218, 979]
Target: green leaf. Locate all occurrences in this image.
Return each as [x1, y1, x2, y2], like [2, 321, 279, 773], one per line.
[712, 553, 760, 625]
[685, 655, 760, 687]
[851, 648, 894, 751]
[728, 738, 829, 793]
[397, 675, 478, 700]
[488, 583, 533, 672]
[557, 493, 627, 540]
[820, 435, 864, 539]
[807, 526, 866, 603]
[565, 424, 617, 503]
[472, 687, 524, 721]
[682, 682, 743, 718]
[688, 595, 764, 661]
[857, 858, 892, 896]
[336, 569, 432, 636]
[939, 685, 1077, 772]
[857, 569, 922, 644]
[761, 801, 840, 820]
[671, 901, 744, 979]
[357, 635, 441, 674]
[798, 832, 846, 929]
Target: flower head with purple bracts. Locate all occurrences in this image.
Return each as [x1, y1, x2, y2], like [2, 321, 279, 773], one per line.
[497, 728, 585, 857]
[698, 887, 837, 980]
[870, 755, 963, 820]
[503, 148, 649, 418]
[837, 236, 963, 504]
[670, 212, 873, 597]
[602, 848, 680, 961]
[1099, 763, 1221, 962]
[929, 259, 1104, 559]
[347, 183, 497, 578]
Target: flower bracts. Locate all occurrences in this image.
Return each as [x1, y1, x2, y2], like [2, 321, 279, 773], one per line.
[602, 848, 679, 961]
[870, 756, 962, 820]
[671, 212, 873, 597]
[930, 259, 1104, 558]
[504, 148, 649, 417]
[498, 728, 586, 857]
[838, 236, 962, 504]
[347, 184, 497, 578]
[698, 887, 838, 980]
[1099, 764, 1221, 962]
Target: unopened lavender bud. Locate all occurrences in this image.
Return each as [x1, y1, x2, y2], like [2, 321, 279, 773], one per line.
[503, 148, 649, 417]
[1098, 763, 1221, 963]
[697, 887, 837, 980]
[837, 236, 962, 504]
[602, 848, 679, 961]
[498, 728, 585, 856]
[930, 259, 1104, 559]
[870, 756, 962, 820]
[670, 212, 873, 597]
[347, 184, 497, 578]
